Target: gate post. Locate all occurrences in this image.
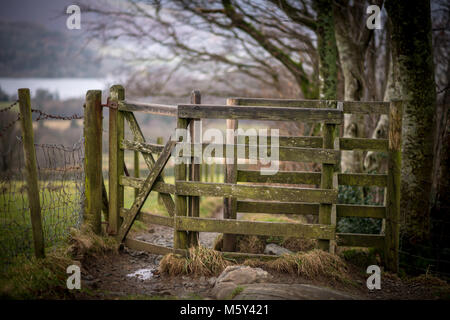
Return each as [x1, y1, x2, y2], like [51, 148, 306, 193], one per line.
[84, 90, 103, 234]
[108, 85, 125, 235]
[318, 101, 339, 253]
[18, 88, 45, 258]
[223, 98, 238, 252]
[188, 90, 201, 247]
[385, 100, 402, 273]
[174, 117, 190, 249]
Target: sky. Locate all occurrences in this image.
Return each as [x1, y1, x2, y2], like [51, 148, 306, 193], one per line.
[0, 0, 81, 33]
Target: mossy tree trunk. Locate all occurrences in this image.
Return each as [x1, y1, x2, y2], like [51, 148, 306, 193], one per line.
[385, 0, 437, 243]
[313, 0, 338, 101]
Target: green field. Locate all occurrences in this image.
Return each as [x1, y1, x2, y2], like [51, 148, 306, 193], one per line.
[0, 180, 82, 264]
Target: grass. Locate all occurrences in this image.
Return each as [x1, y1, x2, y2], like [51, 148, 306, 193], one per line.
[159, 246, 231, 277]
[0, 227, 117, 299]
[244, 249, 350, 283]
[229, 286, 244, 299]
[0, 180, 82, 263]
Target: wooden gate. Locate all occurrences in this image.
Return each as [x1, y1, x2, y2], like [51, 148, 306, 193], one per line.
[105, 85, 402, 272]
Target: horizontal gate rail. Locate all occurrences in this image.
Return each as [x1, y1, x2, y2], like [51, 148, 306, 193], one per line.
[236, 201, 386, 219]
[237, 201, 319, 215]
[175, 143, 339, 164]
[175, 216, 335, 239]
[336, 204, 386, 219]
[175, 181, 338, 203]
[228, 97, 389, 114]
[120, 175, 175, 194]
[118, 100, 177, 116]
[237, 170, 387, 187]
[336, 233, 385, 249]
[120, 209, 174, 227]
[177, 104, 343, 123]
[240, 135, 388, 151]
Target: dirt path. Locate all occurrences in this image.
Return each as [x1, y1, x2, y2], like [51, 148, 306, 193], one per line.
[76, 208, 448, 300]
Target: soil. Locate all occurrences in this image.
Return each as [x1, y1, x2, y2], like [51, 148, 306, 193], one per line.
[74, 207, 449, 300]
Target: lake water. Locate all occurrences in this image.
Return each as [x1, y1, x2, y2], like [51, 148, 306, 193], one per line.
[0, 77, 113, 100]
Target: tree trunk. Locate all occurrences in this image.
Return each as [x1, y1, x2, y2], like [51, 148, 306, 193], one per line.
[334, 10, 366, 173]
[386, 0, 436, 243]
[314, 0, 338, 100]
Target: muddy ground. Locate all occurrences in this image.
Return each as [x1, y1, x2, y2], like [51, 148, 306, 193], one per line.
[75, 222, 449, 300]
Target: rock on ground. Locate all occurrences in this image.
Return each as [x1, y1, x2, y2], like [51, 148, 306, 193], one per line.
[212, 266, 272, 299]
[264, 243, 293, 255]
[233, 283, 355, 300]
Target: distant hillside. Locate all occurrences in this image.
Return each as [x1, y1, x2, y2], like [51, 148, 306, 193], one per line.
[0, 21, 104, 77]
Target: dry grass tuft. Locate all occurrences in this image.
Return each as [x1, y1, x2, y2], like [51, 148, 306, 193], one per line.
[244, 249, 350, 283]
[159, 246, 231, 277]
[409, 274, 449, 287]
[67, 227, 118, 261]
[214, 234, 266, 254]
[236, 235, 266, 254]
[281, 237, 317, 252]
[268, 250, 348, 281]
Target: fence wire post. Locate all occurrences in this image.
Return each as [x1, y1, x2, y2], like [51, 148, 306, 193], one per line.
[108, 85, 125, 235]
[84, 90, 103, 234]
[18, 88, 45, 259]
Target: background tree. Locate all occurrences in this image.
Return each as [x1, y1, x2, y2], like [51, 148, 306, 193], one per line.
[385, 0, 437, 246]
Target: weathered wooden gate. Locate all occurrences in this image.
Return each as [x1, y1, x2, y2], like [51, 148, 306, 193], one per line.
[105, 85, 402, 272]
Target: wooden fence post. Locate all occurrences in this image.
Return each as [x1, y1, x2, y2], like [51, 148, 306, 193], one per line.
[223, 98, 238, 252]
[188, 90, 201, 247]
[108, 85, 125, 235]
[18, 88, 45, 258]
[84, 90, 103, 234]
[156, 136, 164, 206]
[318, 102, 339, 253]
[134, 151, 139, 199]
[385, 100, 402, 273]
[174, 117, 190, 249]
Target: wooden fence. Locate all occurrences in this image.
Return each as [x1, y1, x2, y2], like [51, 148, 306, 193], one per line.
[83, 85, 402, 272]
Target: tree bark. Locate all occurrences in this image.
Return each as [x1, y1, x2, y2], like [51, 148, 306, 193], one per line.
[386, 0, 437, 243]
[334, 4, 366, 173]
[314, 0, 338, 100]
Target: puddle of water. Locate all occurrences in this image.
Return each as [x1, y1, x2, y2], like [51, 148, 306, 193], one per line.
[126, 268, 154, 280]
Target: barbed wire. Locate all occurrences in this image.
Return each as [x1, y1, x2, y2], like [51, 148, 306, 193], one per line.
[0, 101, 20, 138]
[0, 100, 19, 113]
[31, 108, 84, 121]
[0, 103, 84, 137]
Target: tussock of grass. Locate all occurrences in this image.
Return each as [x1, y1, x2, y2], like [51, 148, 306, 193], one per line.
[281, 237, 317, 252]
[214, 234, 266, 254]
[159, 246, 231, 277]
[236, 235, 266, 254]
[244, 249, 350, 283]
[67, 227, 118, 261]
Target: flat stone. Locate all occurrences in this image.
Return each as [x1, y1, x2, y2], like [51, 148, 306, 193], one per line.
[233, 283, 356, 300]
[264, 243, 293, 256]
[212, 266, 272, 299]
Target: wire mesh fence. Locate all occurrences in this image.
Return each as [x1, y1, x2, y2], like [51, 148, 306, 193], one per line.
[0, 129, 85, 268]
